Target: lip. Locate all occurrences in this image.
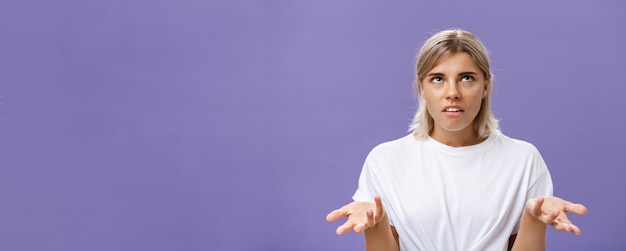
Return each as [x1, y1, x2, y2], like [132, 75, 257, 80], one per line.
[442, 105, 464, 112]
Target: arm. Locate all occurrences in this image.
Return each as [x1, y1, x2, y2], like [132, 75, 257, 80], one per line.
[511, 209, 548, 251]
[511, 196, 588, 251]
[326, 196, 400, 251]
[364, 212, 399, 251]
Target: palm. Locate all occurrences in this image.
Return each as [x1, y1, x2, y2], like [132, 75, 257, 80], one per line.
[326, 196, 386, 234]
[525, 196, 588, 235]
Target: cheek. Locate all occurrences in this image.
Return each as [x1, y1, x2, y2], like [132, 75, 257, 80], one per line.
[420, 87, 438, 102]
[423, 99, 440, 117]
[468, 98, 486, 115]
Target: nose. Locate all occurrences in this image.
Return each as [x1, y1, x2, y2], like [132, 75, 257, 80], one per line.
[445, 82, 460, 100]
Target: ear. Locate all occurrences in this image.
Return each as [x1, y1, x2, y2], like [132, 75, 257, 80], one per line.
[483, 79, 490, 98]
[417, 81, 424, 97]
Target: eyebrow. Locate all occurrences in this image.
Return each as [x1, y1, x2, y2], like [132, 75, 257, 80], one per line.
[426, 71, 478, 77]
[459, 71, 478, 76]
[427, 72, 444, 77]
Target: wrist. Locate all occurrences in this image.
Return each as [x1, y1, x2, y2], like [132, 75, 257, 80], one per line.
[520, 208, 547, 233]
[366, 213, 389, 232]
[513, 208, 547, 251]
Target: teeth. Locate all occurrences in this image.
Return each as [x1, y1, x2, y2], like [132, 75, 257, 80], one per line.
[445, 108, 460, 112]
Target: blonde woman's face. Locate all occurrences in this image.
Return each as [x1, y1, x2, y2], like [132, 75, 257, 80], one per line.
[420, 52, 488, 137]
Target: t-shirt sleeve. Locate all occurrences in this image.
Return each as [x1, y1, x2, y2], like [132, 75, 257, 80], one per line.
[526, 149, 554, 199]
[512, 147, 554, 234]
[352, 154, 378, 202]
[351, 149, 398, 227]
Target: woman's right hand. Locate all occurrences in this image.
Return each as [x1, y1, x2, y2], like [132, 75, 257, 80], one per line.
[325, 195, 387, 235]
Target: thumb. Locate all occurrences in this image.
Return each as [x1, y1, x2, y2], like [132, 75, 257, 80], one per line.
[373, 195, 386, 222]
[326, 209, 344, 222]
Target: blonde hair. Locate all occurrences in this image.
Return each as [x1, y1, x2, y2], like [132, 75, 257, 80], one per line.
[409, 29, 499, 139]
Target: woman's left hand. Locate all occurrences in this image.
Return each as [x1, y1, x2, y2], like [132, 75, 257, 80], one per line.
[524, 196, 588, 235]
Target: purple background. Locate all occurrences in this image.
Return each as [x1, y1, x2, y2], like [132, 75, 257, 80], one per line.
[1, 0, 624, 250]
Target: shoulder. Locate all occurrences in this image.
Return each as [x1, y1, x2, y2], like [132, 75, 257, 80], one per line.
[367, 134, 419, 159]
[492, 131, 542, 156]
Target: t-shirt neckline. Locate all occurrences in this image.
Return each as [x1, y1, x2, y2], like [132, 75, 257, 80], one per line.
[423, 131, 499, 154]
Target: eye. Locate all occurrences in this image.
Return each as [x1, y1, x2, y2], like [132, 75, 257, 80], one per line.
[431, 76, 443, 83]
[460, 75, 474, 81]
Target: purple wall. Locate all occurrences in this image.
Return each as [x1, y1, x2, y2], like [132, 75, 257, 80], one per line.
[1, 0, 624, 250]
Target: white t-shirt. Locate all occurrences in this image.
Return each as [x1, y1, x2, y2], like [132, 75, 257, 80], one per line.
[352, 131, 553, 251]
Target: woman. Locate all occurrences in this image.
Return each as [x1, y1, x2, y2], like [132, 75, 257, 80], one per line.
[326, 29, 587, 251]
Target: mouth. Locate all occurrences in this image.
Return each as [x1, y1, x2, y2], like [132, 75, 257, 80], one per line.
[443, 107, 464, 113]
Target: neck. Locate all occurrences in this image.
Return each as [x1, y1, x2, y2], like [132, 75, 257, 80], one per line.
[430, 126, 485, 147]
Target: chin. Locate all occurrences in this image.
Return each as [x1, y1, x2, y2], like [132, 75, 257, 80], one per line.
[439, 124, 473, 133]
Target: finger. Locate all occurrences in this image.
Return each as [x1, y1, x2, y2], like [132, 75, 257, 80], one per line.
[551, 221, 568, 232]
[353, 221, 366, 233]
[554, 214, 572, 225]
[548, 209, 560, 223]
[374, 195, 385, 222]
[532, 197, 545, 216]
[554, 214, 583, 235]
[552, 221, 582, 235]
[568, 223, 582, 235]
[564, 203, 588, 215]
[366, 209, 375, 227]
[336, 221, 356, 235]
[326, 209, 346, 222]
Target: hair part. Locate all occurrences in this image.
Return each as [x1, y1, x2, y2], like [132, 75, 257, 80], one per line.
[409, 29, 499, 139]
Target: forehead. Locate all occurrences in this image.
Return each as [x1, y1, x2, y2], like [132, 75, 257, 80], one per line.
[428, 52, 479, 73]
